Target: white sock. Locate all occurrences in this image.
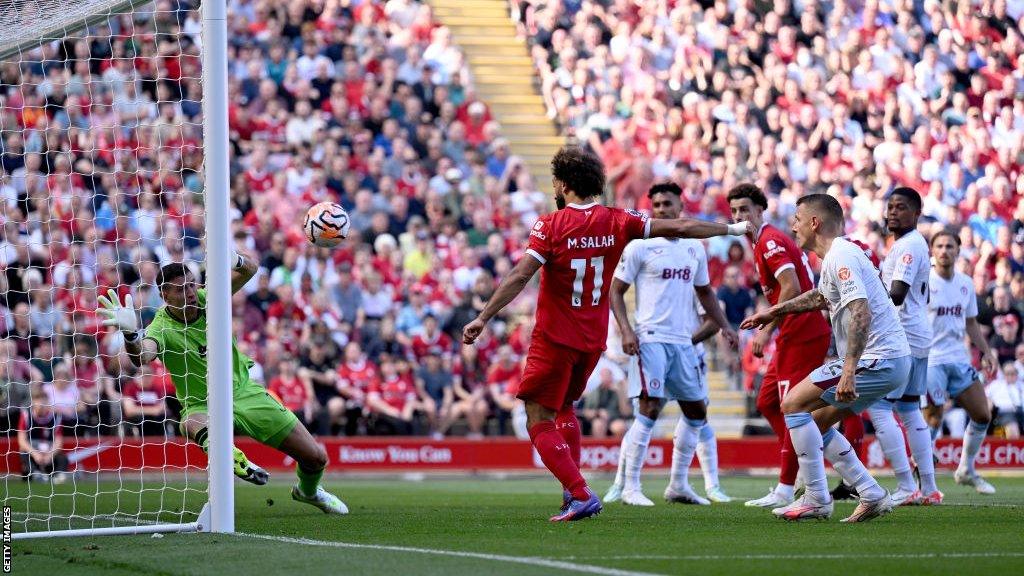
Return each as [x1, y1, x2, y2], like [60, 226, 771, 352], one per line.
[695, 421, 719, 490]
[823, 428, 885, 501]
[959, 420, 989, 475]
[898, 404, 937, 493]
[624, 414, 654, 491]
[612, 427, 629, 488]
[669, 417, 700, 492]
[511, 403, 528, 440]
[785, 413, 829, 502]
[774, 482, 795, 501]
[868, 405, 916, 492]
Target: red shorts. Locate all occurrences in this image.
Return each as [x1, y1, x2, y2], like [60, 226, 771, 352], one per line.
[759, 335, 830, 406]
[517, 333, 602, 411]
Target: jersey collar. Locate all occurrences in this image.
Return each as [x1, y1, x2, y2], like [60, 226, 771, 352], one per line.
[567, 202, 598, 210]
[755, 222, 769, 243]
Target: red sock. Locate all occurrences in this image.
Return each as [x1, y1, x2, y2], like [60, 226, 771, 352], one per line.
[842, 413, 865, 461]
[761, 397, 799, 486]
[529, 420, 588, 500]
[555, 407, 582, 468]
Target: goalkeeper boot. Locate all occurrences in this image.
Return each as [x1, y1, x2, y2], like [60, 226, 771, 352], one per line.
[291, 485, 349, 515]
[234, 449, 269, 486]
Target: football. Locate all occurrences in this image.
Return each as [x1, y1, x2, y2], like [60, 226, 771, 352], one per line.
[303, 202, 350, 248]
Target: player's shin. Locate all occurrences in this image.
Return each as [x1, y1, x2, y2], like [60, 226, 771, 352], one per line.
[784, 413, 829, 502]
[555, 407, 583, 468]
[668, 417, 700, 491]
[897, 402, 937, 493]
[867, 404, 916, 492]
[822, 428, 885, 501]
[529, 420, 589, 500]
[960, 420, 988, 475]
[696, 421, 720, 489]
[624, 414, 655, 491]
[296, 463, 323, 498]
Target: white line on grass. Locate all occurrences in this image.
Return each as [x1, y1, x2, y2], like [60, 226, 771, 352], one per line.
[237, 532, 665, 576]
[564, 552, 1024, 561]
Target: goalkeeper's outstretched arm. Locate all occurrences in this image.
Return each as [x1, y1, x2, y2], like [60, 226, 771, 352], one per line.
[231, 250, 259, 294]
[97, 289, 158, 367]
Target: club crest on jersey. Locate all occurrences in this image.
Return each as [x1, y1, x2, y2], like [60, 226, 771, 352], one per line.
[902, 253, 913, 264]
[838, 267, 851, 281]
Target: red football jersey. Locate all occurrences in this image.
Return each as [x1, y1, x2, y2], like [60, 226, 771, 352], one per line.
[527, 202, 650, 352]
[753, 224, 831, 342]
[369, 374, 416, 411]
[268, 375, 308, 411]
[410, 331, 454, 362]
[337, 359, 379, 395]
[487, 361, 523, 395]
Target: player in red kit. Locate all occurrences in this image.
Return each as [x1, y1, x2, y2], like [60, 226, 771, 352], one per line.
[727, 184, 832, 509]
[463, 147, 751, 521]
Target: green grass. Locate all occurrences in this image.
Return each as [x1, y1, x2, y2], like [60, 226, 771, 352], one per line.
[8, 475, 1024, 575]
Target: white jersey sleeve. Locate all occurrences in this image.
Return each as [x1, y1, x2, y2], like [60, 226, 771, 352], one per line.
[614, 241, 642, 285]
[694, 243, 710, 287]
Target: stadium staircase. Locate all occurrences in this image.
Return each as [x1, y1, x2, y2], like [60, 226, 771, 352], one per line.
[430, 0, 564, 191]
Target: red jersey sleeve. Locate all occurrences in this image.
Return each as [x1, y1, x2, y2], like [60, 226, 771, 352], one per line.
[526, 214, 554, 263]
[618, 208, 650, 241]
[759, 230, 797, 279]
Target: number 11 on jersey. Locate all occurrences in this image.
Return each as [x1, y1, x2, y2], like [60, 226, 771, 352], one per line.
[570, 256, 604, 307]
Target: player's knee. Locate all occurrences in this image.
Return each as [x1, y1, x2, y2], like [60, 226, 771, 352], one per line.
[309, 444, 328, 470]
[779, 395, 802, 415]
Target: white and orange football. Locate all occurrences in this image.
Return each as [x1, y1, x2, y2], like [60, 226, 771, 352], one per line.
[303, 202, 350, 248]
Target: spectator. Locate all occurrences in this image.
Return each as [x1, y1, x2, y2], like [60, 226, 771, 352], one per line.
[450, 345, 490, 439]
[120, 367, 170, 437]
[367, 355, 423, 435]
[414, 348, 451, 438]
[988, 362, 1024, 438]
[486, 345, 524, 437]
[18, 386, 69, 483]
[335, 341, 378, 436]
[297, 341, 342, 436]
[579, 368, 630, 439]
[267, 357, 315, 433]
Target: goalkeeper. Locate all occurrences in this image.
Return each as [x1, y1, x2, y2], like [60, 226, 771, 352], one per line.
[97, 252, 347, 515]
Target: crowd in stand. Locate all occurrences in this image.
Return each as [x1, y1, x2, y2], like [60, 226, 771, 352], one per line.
[1, 0, 1024, 445]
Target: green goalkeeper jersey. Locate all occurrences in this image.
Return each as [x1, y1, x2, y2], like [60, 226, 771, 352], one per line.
[144, 288, 254, 407]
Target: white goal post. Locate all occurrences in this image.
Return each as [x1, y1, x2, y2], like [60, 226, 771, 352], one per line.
[1, 0, 233, 538]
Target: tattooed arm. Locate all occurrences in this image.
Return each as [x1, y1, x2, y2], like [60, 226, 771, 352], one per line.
[835, 298, 872, 403]
[740, 289, 828, 330]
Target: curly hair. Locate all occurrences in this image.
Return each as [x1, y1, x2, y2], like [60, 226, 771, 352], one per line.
[550, 146, 605, 199]
[647, 181, 682, 198]
[726, 183, 768, 209]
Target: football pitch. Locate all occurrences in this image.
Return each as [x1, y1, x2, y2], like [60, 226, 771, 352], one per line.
[9, 475, 1024, 576]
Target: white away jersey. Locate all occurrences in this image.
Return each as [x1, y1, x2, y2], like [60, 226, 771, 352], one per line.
[928, 270, 977, 366]
[881, 230, 932, 357]
[818, 238, 910, 361]
[615, 237, 708, 345]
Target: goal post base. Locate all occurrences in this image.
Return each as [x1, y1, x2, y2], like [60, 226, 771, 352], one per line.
[11, 503, 211, 540]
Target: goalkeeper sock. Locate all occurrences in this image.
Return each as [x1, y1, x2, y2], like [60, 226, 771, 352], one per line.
[296, 464, 323, 498]
[193, 427, 250, 471]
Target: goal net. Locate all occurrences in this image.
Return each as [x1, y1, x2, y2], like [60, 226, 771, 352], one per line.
[1, 0, 216, 538]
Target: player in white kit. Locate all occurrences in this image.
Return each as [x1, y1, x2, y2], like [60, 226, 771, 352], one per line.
[743, 194, 904, 522]
[924, 231, 998, 494]
[603, 182, 738, 506]
[873, 187, 938, 505]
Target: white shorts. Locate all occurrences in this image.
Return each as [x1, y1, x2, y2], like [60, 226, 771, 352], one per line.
[810, 356, 911, 413]
[627, 342, 705, 402]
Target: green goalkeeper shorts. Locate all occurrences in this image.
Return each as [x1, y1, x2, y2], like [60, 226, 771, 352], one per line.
[180, 378, 299, 449]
